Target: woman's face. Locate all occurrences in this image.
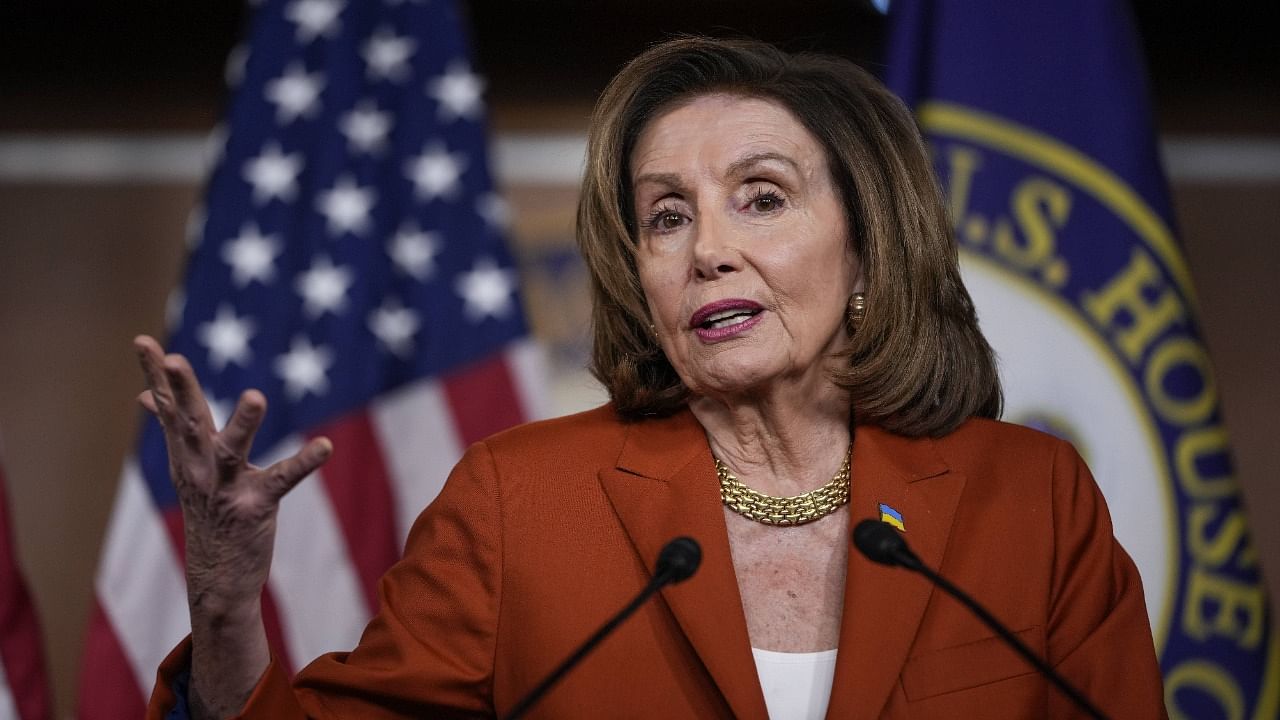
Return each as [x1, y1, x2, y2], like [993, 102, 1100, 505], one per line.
[630, 93, 863, 400]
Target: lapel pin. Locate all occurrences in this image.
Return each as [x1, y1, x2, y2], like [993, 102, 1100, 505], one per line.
[878, 503, 905, 532]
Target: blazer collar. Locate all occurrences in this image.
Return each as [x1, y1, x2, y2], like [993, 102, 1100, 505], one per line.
[825, 424, 963, 720]
[601, 408, 767, 719]
[599, 409, 964, 720]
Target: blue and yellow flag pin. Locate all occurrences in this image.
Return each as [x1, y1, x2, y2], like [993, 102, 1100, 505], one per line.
[878, 503, 905, 532]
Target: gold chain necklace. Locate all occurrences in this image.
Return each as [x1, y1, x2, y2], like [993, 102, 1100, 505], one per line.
[716, 450, 851, 526]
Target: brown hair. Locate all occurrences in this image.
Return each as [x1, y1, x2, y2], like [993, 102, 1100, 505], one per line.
[576, 36, 1002, 437]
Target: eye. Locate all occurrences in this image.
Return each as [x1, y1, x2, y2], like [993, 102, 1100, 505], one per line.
[642, 206, 689, 232]
[744, 188, 786, 214]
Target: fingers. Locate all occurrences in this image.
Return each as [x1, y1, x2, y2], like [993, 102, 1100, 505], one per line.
[134, 335, 175, 418]
[135, 335, 217, 457]
[137, 390, 158, 414]
[262, 437, 333, 501]
[218, 390, 267, 461]
[163, 353, 214, 441]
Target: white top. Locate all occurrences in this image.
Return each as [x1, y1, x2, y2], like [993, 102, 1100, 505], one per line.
[751, 647, 839, 720]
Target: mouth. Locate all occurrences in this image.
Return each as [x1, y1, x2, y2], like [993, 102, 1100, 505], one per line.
[689, 299, 764, 332]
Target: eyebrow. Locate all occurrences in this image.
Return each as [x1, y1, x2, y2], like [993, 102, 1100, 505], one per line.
[631, 171, 685, 194]
[727, 151, 801, 178]
[632, 152, 801, 191]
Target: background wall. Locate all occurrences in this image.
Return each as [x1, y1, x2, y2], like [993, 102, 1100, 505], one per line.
[1, 2, 1277, 716]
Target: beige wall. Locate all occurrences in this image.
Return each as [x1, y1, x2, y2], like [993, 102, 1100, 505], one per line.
[0, 172, 1277, 717]
[0, 184, 193, 716]
[1172, 182, 1280, 592]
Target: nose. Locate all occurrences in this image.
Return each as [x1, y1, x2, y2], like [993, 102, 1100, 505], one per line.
[691, 211, 741, 281]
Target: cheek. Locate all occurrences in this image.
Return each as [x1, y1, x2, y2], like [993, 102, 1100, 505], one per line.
[772, 242, 837, 303]
[782, 236, 856, 329]
[637, 269, 677, 330]
[815, 239, 858, 300]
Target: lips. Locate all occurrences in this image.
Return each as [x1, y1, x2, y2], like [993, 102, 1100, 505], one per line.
[689, 299, 764, 341]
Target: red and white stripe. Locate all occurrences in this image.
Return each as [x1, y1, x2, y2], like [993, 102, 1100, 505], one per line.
[80, 341, 548, 715]
[0, 460, 52, 720]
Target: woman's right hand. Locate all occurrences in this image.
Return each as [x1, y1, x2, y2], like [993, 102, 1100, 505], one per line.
[134, 334, 332, 717]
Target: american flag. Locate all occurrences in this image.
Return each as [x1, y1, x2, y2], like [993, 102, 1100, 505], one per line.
[0, 455, 51, 720]
[78, 0, 545, 716]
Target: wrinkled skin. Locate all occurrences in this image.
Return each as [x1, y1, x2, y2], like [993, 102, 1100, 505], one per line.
[134, 334, 332, 719]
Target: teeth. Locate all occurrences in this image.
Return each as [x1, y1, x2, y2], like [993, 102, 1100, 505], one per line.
[705, 310, 741, 323]
[703, 310, 756, 329]
[708, 316, 749, 329]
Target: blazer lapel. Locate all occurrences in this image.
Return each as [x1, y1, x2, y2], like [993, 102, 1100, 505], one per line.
[825, 425, 966, 720]
[597, 410, 769, 720]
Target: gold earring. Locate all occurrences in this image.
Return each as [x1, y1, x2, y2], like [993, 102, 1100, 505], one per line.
[847, 292, 867, 332]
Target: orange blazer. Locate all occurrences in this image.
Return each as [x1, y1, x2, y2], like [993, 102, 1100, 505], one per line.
[149, 404, 1167, 719]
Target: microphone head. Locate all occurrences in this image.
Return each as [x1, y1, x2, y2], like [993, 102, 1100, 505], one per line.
[656, 536, 702, 584]
[852, 519, 908, 567]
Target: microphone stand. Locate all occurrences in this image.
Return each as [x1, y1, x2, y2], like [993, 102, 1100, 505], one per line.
[501, 538, 700, 720]
[853, 520, 1109, 720]
[905, 559, 1109, 720]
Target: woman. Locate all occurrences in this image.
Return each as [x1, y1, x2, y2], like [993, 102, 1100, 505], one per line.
[144, 37, 1165, 719]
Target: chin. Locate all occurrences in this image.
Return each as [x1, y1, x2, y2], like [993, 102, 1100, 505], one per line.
[686, 364, 783, 399]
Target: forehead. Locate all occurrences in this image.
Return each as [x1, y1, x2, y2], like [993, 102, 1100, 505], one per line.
[629, 93, 827, 180]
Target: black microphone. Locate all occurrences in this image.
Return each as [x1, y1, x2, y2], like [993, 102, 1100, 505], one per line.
[654, 536, 701, 583]
[502, 537, 702, 720]
[852, 520, 1110, 720]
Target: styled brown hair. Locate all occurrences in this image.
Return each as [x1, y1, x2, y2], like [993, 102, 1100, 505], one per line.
[577, 36, 1001, 437]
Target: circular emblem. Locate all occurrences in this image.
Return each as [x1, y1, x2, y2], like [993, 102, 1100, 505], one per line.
[921, 102, 1278, 719]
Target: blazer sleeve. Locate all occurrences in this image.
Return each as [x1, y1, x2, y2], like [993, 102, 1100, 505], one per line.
[145, 440, 506, 719]
[1046, 440, 1168, 719]
[146, 640, 303, 720]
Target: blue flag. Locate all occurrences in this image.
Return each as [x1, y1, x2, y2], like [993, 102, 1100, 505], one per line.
[885, 1, 1279, 716]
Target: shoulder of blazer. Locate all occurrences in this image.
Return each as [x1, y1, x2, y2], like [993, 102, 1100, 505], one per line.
[481, 403, 623, 451]
[475, 403, 702, 473]
[924, 416, 1078, 479]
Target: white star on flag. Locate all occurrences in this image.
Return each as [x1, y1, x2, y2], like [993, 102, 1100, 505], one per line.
[295, 255, 355, 317]
[197, 304, 255, 371]
[265, 63, 325, 124]
[404, 144, 467, 201]
[242, 142, 303, 204]
[455, 257, 518, 321]
[316, 175, 376, 236]
[285, 0, 345, 43]
[222, 223, 282, 287]
[362, 26, 416, 82]
[274, 336, 334, 400]
[388, 223, 442, 280]
[368, 298, 421, 358]
[340, 100, 393, 154]
[476, 192, 510, 229]
[426, 62, 485, 121]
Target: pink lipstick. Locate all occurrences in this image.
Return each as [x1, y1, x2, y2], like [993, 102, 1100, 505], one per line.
[689, 299, 764, 342]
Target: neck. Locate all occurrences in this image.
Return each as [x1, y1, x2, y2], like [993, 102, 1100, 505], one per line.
[689, 380, 851, 497]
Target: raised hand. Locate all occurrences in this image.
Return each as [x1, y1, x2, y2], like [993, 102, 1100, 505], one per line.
[134, 334, 332, 718]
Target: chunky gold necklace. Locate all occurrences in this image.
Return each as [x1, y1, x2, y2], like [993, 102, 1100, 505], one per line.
[716, 450, 851, 526]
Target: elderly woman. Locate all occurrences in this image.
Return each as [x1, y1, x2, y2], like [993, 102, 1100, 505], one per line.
[144, 37, 1165, 719]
